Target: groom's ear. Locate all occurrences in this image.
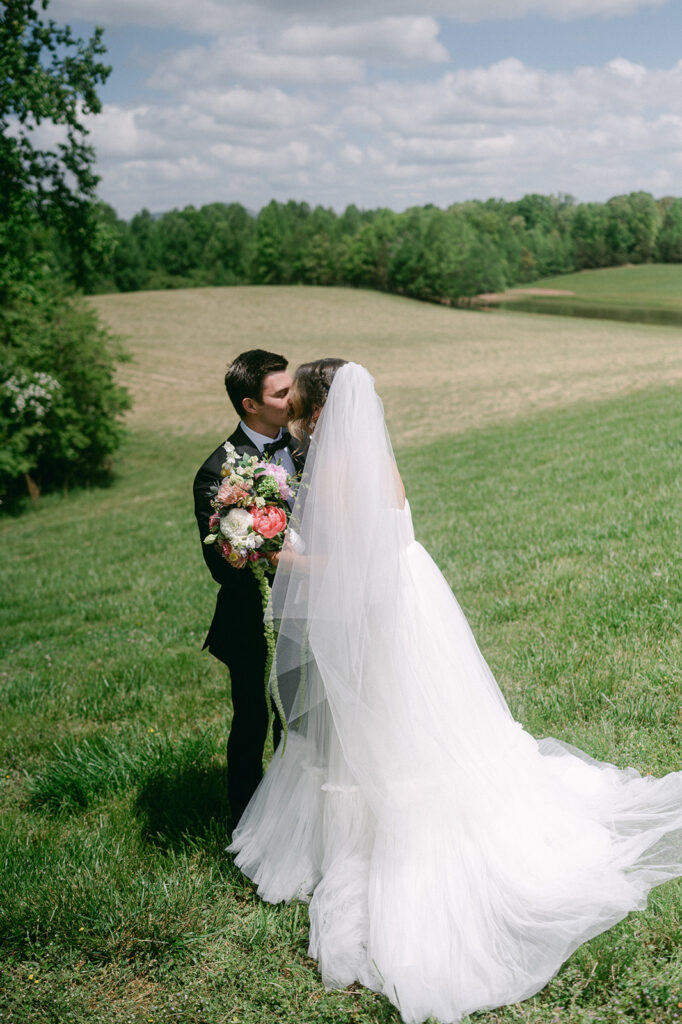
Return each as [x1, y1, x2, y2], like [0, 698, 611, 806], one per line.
[242, 396, 258, 415]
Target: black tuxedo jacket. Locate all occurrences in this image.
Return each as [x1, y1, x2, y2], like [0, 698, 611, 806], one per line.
[193, 424, 304, 666]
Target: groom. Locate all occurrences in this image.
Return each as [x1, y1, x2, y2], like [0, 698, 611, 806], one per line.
[193, 349, 303, 825]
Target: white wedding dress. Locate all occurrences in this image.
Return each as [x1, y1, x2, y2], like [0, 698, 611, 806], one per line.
[228, 364, 682, 1024]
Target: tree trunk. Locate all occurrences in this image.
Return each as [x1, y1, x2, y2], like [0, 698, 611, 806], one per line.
[24, 473, 40, 503]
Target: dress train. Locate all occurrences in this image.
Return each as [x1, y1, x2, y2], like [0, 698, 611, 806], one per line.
[229, 511, 682, 1024]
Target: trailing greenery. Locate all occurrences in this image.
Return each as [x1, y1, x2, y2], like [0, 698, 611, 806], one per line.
[1, 383, 680, 1023]
[89, 191, 682, 304]
[0, 0, 128, 510]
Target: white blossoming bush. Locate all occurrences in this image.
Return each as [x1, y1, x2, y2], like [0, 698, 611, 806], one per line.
[1, 288, 130, 510]
[4, 371, 61, 418]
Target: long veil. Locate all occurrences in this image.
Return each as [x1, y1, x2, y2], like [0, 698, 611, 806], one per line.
[269, 362, 404, 726]
[268, 361, 514, 813]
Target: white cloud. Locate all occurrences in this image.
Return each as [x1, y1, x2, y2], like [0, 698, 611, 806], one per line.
[340, 143, 364, 164]
[278, 17, 449, 64]
[149, 39, 364, 89]
[49, 0, 668, 31]
[181, 86, 320, 127]
[41, 0, 680, 216]
[210, 139, 313, 169]
[48, 0, 254, 34]
[90, 53, 682, 217]
[343, 57, 682, 136]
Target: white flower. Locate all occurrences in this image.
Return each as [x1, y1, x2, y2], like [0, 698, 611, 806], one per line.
[219, 507, 253, 546]
[222, 441, 238, 466]
[3, 370, 60, 418]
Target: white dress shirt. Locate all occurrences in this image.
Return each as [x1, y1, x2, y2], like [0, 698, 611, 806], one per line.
[239, 421, 297, 481]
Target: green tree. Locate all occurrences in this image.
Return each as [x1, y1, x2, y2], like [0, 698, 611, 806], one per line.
[0, 0, 129, 508]
[571, 203, 611, 269]
[656, 197, 682, 262]
[254, 199, 312, 284]
[157, 208, 203, 279]
[295, 206, 341, 285]
[201, 202, 256, 284]
[0, 0, 113, 294]
[342, 209, 399, 290]
[130, 208, 161, 282]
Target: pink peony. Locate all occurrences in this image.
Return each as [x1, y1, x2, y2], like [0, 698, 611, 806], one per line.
[251, 505, 287, 539]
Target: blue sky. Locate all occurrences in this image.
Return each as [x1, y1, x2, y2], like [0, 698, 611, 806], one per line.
[48, 0, 682, 217]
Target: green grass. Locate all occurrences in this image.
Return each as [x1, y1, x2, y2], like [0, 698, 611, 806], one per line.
[2, 378, 682, 1021]
[536, 265, 682, 309]
[494, 264, 682, 326]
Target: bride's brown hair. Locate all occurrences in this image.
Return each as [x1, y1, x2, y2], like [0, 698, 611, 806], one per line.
[289, 358, 347, 442]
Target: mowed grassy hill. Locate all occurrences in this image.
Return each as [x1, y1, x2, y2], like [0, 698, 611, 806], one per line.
[93, 284, 682, 445]
[1, 287, 681, 1023]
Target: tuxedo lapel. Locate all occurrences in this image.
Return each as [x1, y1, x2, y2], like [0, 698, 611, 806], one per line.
[227, 424, 260, 457]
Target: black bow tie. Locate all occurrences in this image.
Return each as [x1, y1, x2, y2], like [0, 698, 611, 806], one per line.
[261, 431, 292, 460]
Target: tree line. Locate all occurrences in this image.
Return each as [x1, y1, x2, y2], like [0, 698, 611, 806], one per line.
[91, 191, 682, 302]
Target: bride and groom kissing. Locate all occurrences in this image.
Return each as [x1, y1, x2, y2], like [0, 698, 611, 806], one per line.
[193, 349, 340, 824]
[193, 349, 682, 1024]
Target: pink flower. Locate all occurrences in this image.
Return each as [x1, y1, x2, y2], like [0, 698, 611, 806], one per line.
[251, 505, 287, 539]
[208, 512, 220, 530]
[216, 479, 250, 506]
[255, 462, 293, 500]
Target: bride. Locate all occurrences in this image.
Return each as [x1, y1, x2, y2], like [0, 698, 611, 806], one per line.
[228, 360, 682, 1024]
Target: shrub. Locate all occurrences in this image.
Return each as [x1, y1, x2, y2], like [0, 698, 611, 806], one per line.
[0, 285, 130, 509]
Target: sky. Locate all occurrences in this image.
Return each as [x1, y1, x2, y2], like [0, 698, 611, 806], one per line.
[46, 0, 682, 218]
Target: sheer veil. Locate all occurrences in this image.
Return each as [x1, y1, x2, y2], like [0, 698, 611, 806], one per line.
[269, 362, 405, 728]
[269, 359, 514, 815]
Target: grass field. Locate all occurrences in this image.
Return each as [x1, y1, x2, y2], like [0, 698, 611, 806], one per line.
[536, 265, 682, 309]
[91, 285, 682, 445]
[1, 287, 681, 1023]
[487, 264, 682, 327]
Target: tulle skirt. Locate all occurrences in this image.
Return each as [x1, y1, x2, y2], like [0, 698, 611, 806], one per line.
[229, 539, 682, 1024]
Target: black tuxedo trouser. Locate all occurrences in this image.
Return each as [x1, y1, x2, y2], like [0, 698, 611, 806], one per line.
[207, 585, 282, 825]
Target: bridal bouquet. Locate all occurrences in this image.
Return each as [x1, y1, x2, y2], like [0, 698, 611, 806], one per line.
[203, 441, 297, 740]
[203, 441, 295, 573]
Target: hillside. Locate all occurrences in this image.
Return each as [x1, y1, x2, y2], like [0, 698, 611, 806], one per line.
[91, 285, 682, 446]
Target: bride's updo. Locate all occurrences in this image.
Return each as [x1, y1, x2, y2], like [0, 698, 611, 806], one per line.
[289, 358, 347, 441]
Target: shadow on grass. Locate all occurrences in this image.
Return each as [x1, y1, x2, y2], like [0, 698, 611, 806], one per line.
[135, 763, 232, 850]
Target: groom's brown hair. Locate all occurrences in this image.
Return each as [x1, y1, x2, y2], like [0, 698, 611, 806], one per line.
[225, 349, 288, 417]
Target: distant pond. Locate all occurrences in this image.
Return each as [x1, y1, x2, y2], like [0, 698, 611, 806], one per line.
[480, 298, 682, 328]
